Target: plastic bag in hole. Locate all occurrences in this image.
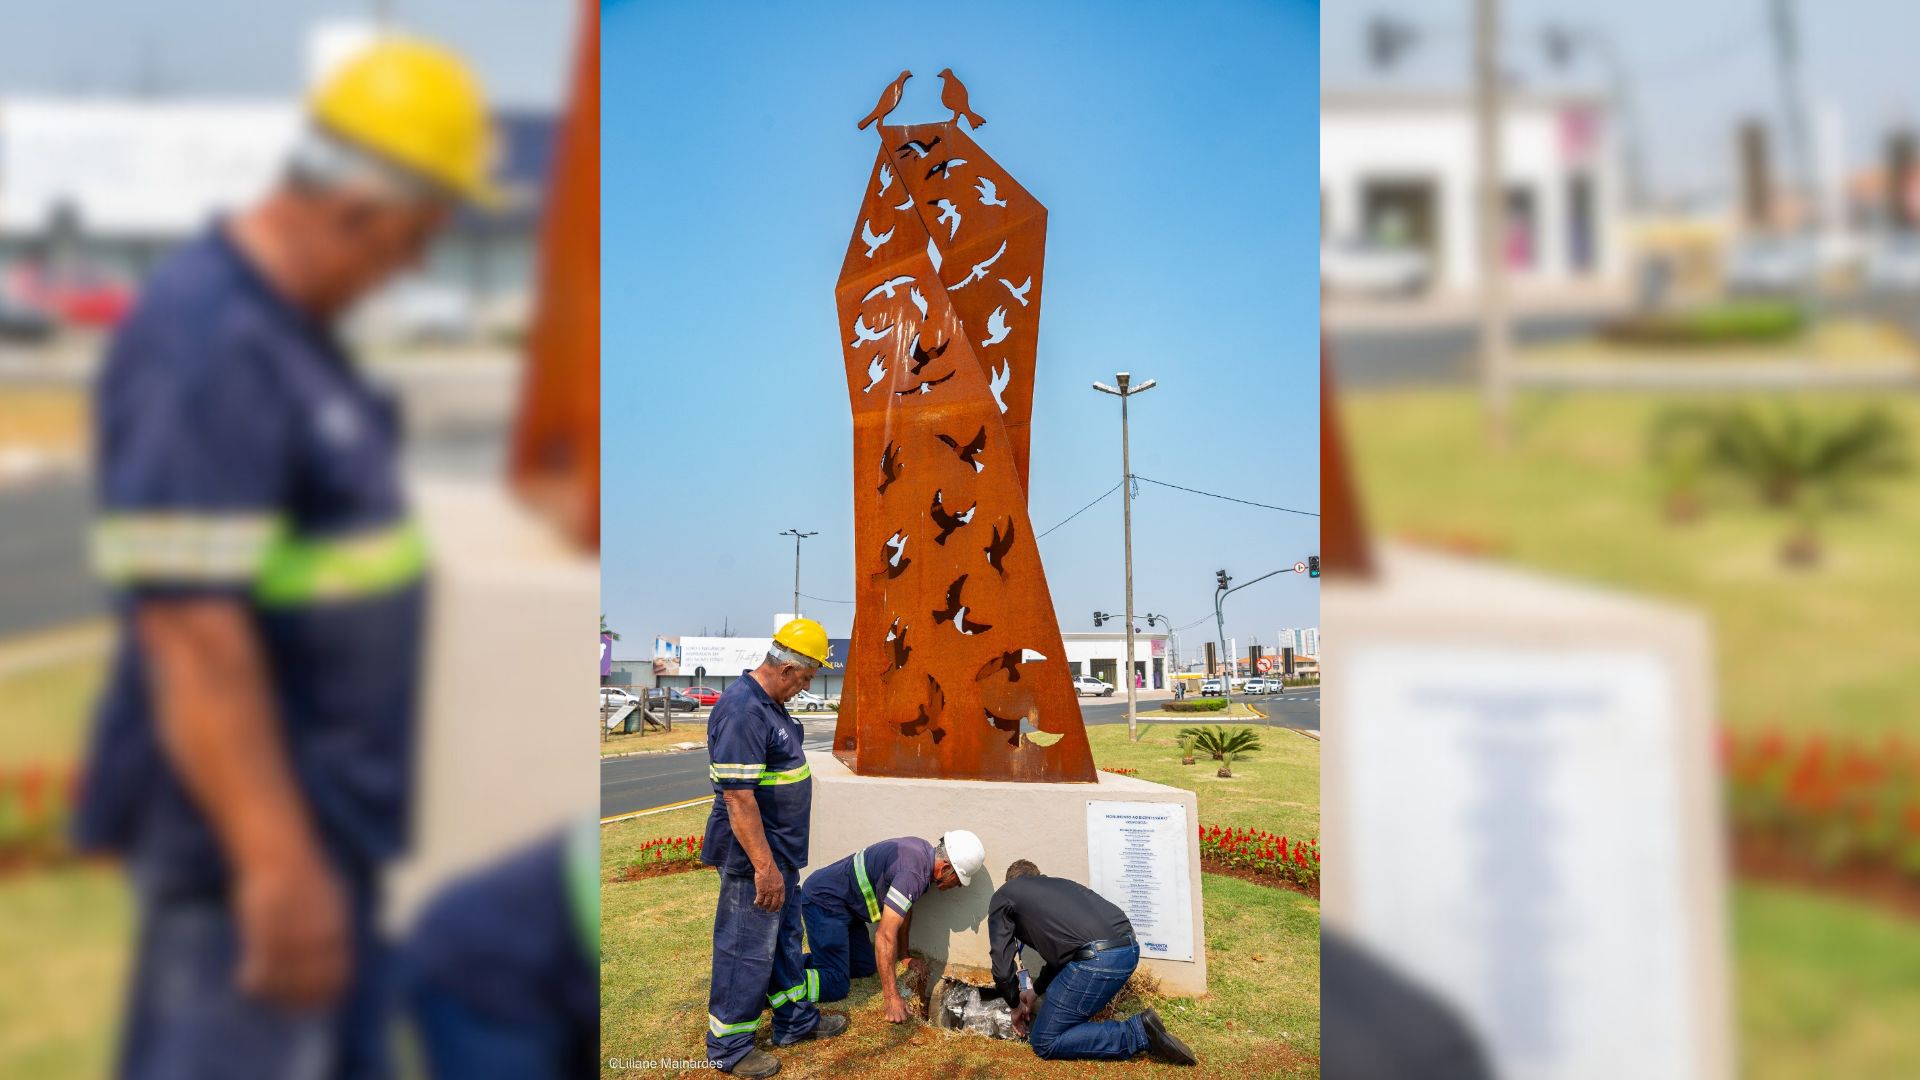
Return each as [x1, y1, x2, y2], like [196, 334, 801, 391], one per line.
[935, 979, 1022, 1041]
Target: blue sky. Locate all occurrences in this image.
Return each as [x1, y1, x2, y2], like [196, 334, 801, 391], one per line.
[601, 0, 1320, 658]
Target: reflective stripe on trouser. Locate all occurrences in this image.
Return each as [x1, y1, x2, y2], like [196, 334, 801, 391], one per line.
[706, 867, 817, 1069]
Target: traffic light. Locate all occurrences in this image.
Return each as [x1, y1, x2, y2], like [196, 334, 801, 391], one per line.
[1307, 555, 1320, 578]
[1215, 569, 1230, 591]
[1093, 611, 1107, 627]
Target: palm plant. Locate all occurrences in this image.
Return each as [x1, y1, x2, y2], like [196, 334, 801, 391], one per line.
[1217, 750, 1236, 779]
[1178, 734, 1197, 766]
[1650, 405, 1907, 565]
[1178, 726, 1264, 762]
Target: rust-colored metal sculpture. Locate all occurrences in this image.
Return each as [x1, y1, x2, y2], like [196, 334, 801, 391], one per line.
[833, 71, 1094, 783]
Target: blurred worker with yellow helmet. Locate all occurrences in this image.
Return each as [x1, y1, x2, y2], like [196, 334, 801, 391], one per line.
[76, 33, 497, 1080]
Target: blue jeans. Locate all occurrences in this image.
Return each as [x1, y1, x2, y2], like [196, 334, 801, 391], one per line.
[801, 901, 876, 1002]
[706, 868, 818, 1070]
[1027, 944, 1147, 1061]
[115, 874, 389, 1080]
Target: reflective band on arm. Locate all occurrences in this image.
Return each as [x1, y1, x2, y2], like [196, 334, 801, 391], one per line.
[886, 886, 912, 913]
[853, 850, 882, 922]
[93, 513, 283, 585]
[710, 763, 768, 784]
[253, 519, 428, 606]
[758, 763, 811, 786]
[708, 1013, 761, 1037]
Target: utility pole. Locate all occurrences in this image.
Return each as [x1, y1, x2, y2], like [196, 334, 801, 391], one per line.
[1093, 372, 1157, 740]
[778, 529, 817, 621]
[1475, 0, 1512, 448]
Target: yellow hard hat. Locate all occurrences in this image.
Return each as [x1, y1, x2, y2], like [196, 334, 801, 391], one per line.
[309, 35, 500, 207]
[773, 618, 838, 669]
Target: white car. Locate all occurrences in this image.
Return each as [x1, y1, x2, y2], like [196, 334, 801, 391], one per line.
[1320, 240, 1432, 296]
[1724, 236, 1815, 294]
[1073, 675, 1115, 697]
[1243, 678, 1269, 695]
[1199, 679, 1224, 696]
[790, 689, 833, 711]
[600, 687, 639, 729]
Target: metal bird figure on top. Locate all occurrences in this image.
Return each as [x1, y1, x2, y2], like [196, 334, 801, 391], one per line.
[833, 69, 1095, 784]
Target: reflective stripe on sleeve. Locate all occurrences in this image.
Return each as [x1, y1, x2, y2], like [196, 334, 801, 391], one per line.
[758, 763, 811, 786]
[886, 886, 912, 913]
[93, 513, 283, 585]
[252, 519, 428, 606]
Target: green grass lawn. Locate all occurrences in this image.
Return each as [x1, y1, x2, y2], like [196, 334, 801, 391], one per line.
[1343, 388, 1920, 737]
[1736, 881, 1920, 1079]
[0, 867, 131, 1078]
[0, 650, 104, 765]
[601, 733, 1321, 1077]
[602, 718, 708, 757]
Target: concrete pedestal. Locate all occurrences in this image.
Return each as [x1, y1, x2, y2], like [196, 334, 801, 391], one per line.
[801, 750, 1208, 996]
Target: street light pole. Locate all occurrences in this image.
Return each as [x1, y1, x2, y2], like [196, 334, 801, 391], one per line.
[779, 529, 816, 620]
[1093, 372, 1156, 741]
[1475, 0, 1512, 448]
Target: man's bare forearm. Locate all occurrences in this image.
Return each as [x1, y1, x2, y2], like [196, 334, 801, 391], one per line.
[721, 789, 775, 871]
[137, 599, 318, 869]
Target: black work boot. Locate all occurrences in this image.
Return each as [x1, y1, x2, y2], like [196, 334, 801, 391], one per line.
[1138, 1008, 1198, 1066]
[773, 1012, 850, 1047]
[730, 1048, 781, 1077]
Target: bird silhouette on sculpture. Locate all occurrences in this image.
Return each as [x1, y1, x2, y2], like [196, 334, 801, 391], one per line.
[938, 68, 985, 129]
[859, 70, 911, 130]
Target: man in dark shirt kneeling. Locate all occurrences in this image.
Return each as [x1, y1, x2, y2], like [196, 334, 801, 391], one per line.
[988, 859, 1197, 1065]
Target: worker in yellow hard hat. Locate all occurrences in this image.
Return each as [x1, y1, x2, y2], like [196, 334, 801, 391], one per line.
[75, 33, 497, 1080]
[699, 616, 848, 1076]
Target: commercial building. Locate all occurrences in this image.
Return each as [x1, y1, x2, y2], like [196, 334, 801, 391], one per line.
[1321, 90, 1625, 293]
[1060, 630, 1172, 691]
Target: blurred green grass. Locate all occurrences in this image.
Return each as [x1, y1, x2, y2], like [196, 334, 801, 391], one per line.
[1342, 388, 1920, 736]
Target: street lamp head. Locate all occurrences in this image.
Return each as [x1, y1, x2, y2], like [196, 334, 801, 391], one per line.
[1115, 372, 1130, 388]
[1091, 381, 1120, 395]
[1131, 378, 1157, 394]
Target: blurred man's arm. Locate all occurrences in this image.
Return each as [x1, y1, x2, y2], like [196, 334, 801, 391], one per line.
[138, 597, 347, 1008]
[720, 789, 782, 911]
[875, 906, 909, 1021]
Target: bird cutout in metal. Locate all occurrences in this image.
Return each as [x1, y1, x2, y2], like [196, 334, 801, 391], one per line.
[929, 490, 976, 545]
[938, 68, 986, 129]
[833, 70, 1085, 782]
[863, 274, 915, 302]
[925, 158, 969, 181]
[848, 313, 893, 346]
[937, 427, 987, 473]
[860, 220, 894, 258]
[980, 306, 1010, 347]
[907, 333, 948, 374]
[928, 198, 962, 240]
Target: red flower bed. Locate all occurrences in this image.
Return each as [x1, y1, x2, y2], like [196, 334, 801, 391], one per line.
[1198, 824, 1319, 894]
[0, 763, 79, 870]
[1722, 729, 1920, 877]
[1098, 767, 1137, 776]
[616, 835, 709, 881]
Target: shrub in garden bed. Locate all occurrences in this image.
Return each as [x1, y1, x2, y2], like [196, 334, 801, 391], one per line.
[0, 763, 78, 870]
[1600, 300, 1805, 346]
[1163, 698, 1229, 713]
[1722, 729, 1920, 875]
[1199, 824, 1319, 893]
[617, 835, 708, 881]
[1098, 766, 1137, 776]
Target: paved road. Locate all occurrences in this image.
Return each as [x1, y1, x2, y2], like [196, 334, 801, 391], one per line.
[1329, 313, 1603, 388]
[600, 690, 1320, 818]
[0, 478, 102, 638]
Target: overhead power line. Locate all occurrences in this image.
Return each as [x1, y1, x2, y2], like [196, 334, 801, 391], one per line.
[1131, 476, 1319, 517]
[1035, 480, 1124, 539]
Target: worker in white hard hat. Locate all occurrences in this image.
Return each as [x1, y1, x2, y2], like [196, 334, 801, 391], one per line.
[73, 35, 496, 1080]
[797, 829, 986, 1025]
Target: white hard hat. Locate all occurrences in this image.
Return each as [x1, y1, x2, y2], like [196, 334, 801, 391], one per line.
[942, 829, 986, 886]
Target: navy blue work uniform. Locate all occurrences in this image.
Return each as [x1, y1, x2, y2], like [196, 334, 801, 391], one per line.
[701, 672, 817, 1068]
[74, 226, 427, 1080]
[799, 837, 934, 1001]
[400, 825, 599, 1080]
